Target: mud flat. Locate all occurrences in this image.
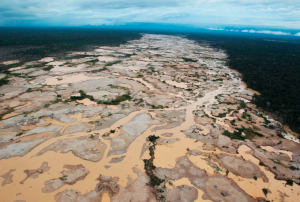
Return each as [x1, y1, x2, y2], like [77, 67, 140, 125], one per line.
[0, 34, 299, 202]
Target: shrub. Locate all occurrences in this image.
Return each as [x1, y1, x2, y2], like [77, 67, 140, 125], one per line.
[262, 188, 268, 196]
[0, 75, 9, 86]
[70, 90, 95, 101]
[240, 101, 247, 108]
[98, 94, 132, 105]
[147, 135, 160, 144]
[286, 179, 293, 186]
[43, 65, 54, 71]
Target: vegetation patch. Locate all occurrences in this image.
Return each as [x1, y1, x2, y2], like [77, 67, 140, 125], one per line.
[147, 135, 160, 144]
[108, 84, 126, 90]
[104, 60, 121, 67]
[216, 113, 227, 118]
[286, 179, 293, 186]
[259, 161, 265, 166]
[70, 90, 95, 101]
[98, 94, 131, 105]
[16, 133, 23, 137]
[182, 57, 198, 62]
[59, 175, 67, 181]
[0, 75, 9, 86]
[143, 135, 165, 201]
[223, 126, 264, 141]
[42, 65, 54, 71]
[262, 188, 268, 196]
[151, 105, 164, 109]
[124, 53, 137, 58]
[222, 130, 245, 140]
[84, 59, 99, 65]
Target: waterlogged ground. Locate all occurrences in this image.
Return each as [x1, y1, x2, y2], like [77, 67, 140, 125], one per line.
[0, 34, 300, 202]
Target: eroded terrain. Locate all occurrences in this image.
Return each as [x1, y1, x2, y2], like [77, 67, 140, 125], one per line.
[0, 34, 299, 202]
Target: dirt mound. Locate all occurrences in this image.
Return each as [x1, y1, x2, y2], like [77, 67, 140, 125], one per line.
[161, 133, 173, 137]
[215, 153, 263, 179]
[156, 138, 178, 145]
[165, 185, 198, 202]
[20, 162, 50, 184]
[42, 164, 89, 193]
[0, 169, 15, 186]
[37, 135, 106, 162]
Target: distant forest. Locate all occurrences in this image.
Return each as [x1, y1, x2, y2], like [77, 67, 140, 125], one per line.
[188, 33, 300, 134]
[0, 27, 141, 71]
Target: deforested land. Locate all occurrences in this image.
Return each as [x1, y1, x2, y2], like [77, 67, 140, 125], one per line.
[0, 31, 299, 202]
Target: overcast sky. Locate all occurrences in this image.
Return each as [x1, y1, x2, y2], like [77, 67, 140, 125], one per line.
[1, 0, 300, 31]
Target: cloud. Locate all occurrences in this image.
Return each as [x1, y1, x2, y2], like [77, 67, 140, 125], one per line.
[0, 0, 300, 29]
[241, 29, 291, 35]
[227, 29, 239, 32]
[241, 29, 256, 33]
[207, 28, 225, 31]
[260, 7, 273, 11]
[295, 32, 300, 36]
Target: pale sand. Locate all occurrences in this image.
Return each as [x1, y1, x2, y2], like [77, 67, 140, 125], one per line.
[119, 84, 131, 89]
[8, 66, 25, 71]
[77, 98, 97, 106]
[260, 146, 293, 159]
[47, 61, 65, 66]
[39, 57, 54, 62]
[95, 49, 115, 53]
[113, 65, 142, 71]
[44, 74, 104, 86]
[102, 193, 111, 202]
[87, 91, 118, 97]
[2, 112, 21, 120]
[98, 56, 115, 62]
[166, 80, 187, 89]
[50, 64, 86, 73]
[1, 60, 19, 65]
[14, 102, 32, 110]
[107, 105, 118, 109]
[9, 101, 20, 108]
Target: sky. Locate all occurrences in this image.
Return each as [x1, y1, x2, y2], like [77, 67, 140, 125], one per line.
[1, 0, 300, 35]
